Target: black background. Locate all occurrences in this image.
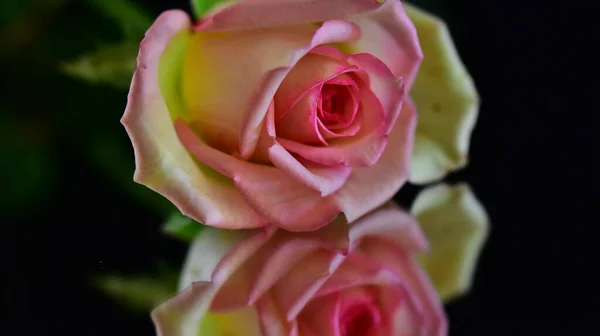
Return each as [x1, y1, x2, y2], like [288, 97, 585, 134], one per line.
[5, 0, 598, 335]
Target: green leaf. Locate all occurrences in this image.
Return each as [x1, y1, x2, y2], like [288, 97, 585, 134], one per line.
[191, 0, 232, 19]
[60, 42, 138, 89]
[162, 212, 204, 242]
[84, 0, 152, 39]
[94, 272, 177, 313]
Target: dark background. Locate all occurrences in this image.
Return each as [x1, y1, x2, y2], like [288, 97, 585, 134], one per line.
[4, 0, 597, 335]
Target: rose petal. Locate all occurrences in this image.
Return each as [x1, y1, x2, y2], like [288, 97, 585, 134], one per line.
[278, 80, 388, 167]
[315, 253, 401, 298]
[178, 227, 264, 290]
[152, 281, 217, 336]
[359, 240, 448, 336]
[349, 0, 423, 88]
[333, 99, 417, 223]
[405, 4, 480, 184]
[197, 308, 262, 336]
[196, 0, 386, 31]
[347, 53, 405, 135]
[276, 87, 326, 145]
[239, 19, 363, 159]
[248, 240, 328, 305]
[311, 46, 405, 135]
[268, 142, 352, 196]
[349, 202, 429, 253]
[375, 285, 423, 336]
[182, 24, 317, 155]
[255, 292, 298, 336]
[275, 52, 359, 121]
[120, 10, 266, 229]
[271, 250, 346, 320]
[175, 120, 341, 231]
[411, 183, 489, 301]
[297, 293, 343, 336]
[248, 221, 350, 305]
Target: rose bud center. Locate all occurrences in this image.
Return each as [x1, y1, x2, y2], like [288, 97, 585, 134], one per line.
[340, 301, 382, 336]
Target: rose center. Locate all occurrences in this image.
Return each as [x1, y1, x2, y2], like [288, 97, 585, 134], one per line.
[339, 303, 382, 336]
[318, 84, 358, 130]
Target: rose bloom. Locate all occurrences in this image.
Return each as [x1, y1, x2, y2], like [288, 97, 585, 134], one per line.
[122, 0, 423, 231]
[152, 204, 446, 335]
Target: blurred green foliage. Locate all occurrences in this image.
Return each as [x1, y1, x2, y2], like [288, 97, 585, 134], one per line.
[0, 0, 177, 217]
[61, 42, 139, 88]
[162, 212, 203, 242]
[93, 263, 179, 313]
[191, 0, 228, 18]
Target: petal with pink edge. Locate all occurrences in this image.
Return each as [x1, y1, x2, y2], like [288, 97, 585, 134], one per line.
[175, 120, 341, 231]
[277, 80, 388, 167]
[333, 99, 417, 223]
[120, 10, 266, 229]
[298, 293, 342, 336]
[359, 240, 448, 336]
[349, 203, 428, 253]
[239, 19, 362, 159]
[347, 0, 423, 88]
[196, 0, 386, 31]
[178, 226, 274, 290]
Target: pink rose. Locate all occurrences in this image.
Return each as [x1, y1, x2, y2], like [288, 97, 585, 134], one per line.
[152, 204, 446, 336]
[122, 0, 422, 231]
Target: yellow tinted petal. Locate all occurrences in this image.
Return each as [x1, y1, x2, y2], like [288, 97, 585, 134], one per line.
[406, 4, 479, 184]
[199, 308, 262, 336]
[411, 183, 489, 302]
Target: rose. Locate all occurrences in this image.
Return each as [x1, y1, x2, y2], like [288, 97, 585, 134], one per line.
[151, 204, 446, 336]
[122, 0, 423, 231]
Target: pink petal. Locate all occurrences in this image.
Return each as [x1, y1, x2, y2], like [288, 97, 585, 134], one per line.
[248, 222, 350, 305]
[255, 292, 298, 336]
[268, 142, 352, 196]
[297, 293, 343, 336]
[315, 253, 402, 298]
[338, 288, 382, 336]
[276, 86, 326, 145]
[376, 286, 424, 336]
[248, 240, 327, 305]
[333, 98, 417, 223]
[239, 19, 362, 159]
[275, 52, 359, 121]
[350, 0, 423, 89]
[196, 0, 386, 31]
[278, 80, 388, 167]
[175, 120, 341, 231]
[348, 203, 429, 253]
[347, 52, 406, 135]
[121, 10, 266, 229]
[178, 227, 273, 290]
[359, 240, 448, 336]
[311, 46, 404, 136]
[272, 250, 346, 320]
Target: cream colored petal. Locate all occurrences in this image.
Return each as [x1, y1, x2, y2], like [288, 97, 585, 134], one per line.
[405, 4, 480, 184]
[121, 10, 267, 229]
[411, 183, 489, 302]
